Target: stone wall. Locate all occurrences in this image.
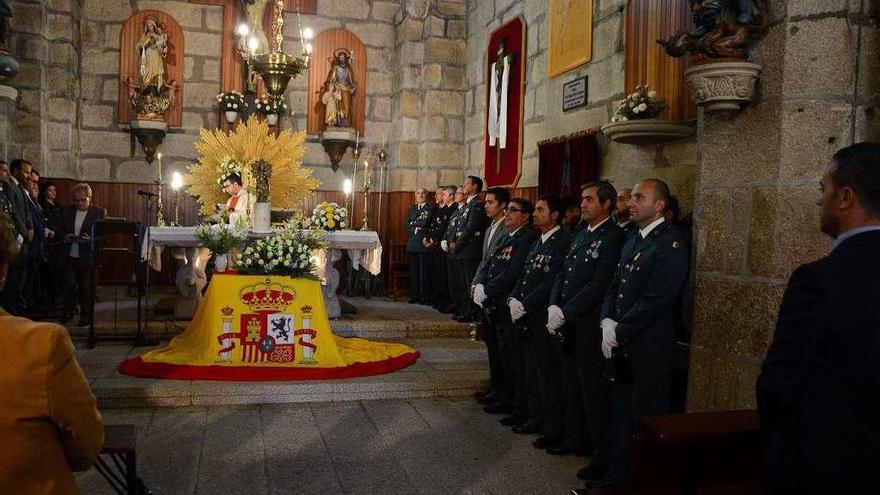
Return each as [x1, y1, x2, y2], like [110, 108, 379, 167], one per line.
[463, 0, 698, 212]
[389, 0, 468, 192]
[687, 0, 880, 411]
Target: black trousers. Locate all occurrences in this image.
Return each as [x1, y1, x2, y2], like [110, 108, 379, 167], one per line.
[63, 255, 96, 320]
[449, 257, 479, 317]
[480, 305, 505, 394]
[428, 251, 450, 308]
[565, 318, 612, 466]
[494, 300, 529, 418]
[1, 241, 29, 314]
[523, 311, 564, 439]
[407, 251, 426, 300]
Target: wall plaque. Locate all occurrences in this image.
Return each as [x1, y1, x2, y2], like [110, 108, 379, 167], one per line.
[562, 76, 588, 112]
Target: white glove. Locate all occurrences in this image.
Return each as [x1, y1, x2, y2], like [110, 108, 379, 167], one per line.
[547, 305, 565, 333]
[601, 318, 619, 359]
[473, 284, 487, 307]
[440, 240, 448, 252]
[508, 298, 526, 321]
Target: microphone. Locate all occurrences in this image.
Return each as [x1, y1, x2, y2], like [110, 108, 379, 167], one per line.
[137, 190, 158, 197]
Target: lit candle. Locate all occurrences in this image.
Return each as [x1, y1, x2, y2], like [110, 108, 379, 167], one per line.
[355, 130, 359, 148]
[156, 152, 163, 182]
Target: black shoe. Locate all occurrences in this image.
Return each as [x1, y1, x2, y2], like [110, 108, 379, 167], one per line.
[439, 306, 455, 314]
[474, 391, 499, 405]
[546, 445, 573, 456]
[584, 474, 625, 489]
[483, 402, 513, 414]
[576, 463, 608, 481]
[532, 436, 558, 449]
[454, 314, 472, 322]
[569, 489, 588, 495]
[499, 415, 521, 426]
[408, 298, 420, 304]
[511, 420, 541, 434]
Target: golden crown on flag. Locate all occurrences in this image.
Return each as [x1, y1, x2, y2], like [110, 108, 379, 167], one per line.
[221, 306, 234, 316]
[238, 278, 297, 311]
[300, 305, 313, 316]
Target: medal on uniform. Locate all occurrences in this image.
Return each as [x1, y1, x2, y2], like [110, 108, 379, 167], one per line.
[634, 252, 641, 261]
[592, 251, 599, 259]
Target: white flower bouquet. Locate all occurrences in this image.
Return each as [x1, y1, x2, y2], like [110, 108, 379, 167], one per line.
[237, 225, 328, 279]
[216, 90, 247, 112]
[195, 223, 248, 255]
[253, 97, 288, 116]
[611, 86, 667, 122]
[310, 201, 348, 231]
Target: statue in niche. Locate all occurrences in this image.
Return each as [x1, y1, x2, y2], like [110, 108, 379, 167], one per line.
[126, 16, 176, 120]
[657, 0, 766, 60]
[321, 49, 357, 129]
[237, 0, 271, 93]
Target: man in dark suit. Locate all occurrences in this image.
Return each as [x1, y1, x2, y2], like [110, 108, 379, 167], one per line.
[473, 198, 538, 420]
[549, 181, 625, 477]
[757, 143, 880, 495]
[590, 179, 689, 489]
[424, 185, 458, 312]
[1, 160, 34, 315]
[445, 176, 486, 322]
[60, 183, 106, 327]
[472, 186, 510, 406]
[442, 186, 466, 312]
[403, 188, 434, 304]
[613, 187, 638, 238]
[507, 194, 571, 439]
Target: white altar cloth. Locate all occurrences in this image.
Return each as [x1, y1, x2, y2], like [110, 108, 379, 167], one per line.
[142, 227, 382, 275]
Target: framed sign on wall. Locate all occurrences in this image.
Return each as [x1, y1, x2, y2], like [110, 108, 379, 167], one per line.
[562, 76, 588, 112]
[548, 0, 593, 78]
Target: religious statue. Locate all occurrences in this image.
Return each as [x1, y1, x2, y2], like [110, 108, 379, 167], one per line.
[488, 38, 515, 173]
[126, 16, 176, 120]
[321, 49, 356, 129]
[657, 0, 766, 60]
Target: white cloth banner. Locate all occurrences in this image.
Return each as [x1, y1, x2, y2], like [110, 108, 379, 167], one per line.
[487, 56, 510, 149]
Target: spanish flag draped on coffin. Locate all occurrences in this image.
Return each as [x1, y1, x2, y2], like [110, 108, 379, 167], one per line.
[120, 274, 419, 380]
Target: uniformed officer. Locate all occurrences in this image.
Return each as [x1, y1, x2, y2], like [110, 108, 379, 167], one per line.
[473, 186, 510, 406]
[473, 198, 538, 419]
[443, 176, 486, 322]
[442, 186, 466, 313]
[424, 185, 458, 313]
[561, 196, 586, 233]
[403, 188, 435, 303]
[585, 179, 689, 489]
[614, 187, 638, 238]
[546, 181, 625, 472]
[506, 194, 570, 438]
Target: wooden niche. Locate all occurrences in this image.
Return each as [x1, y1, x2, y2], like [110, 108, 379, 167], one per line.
[624, 0, 695, 120]
[307, 29, 367, 136]
[118, 11, 184, 127]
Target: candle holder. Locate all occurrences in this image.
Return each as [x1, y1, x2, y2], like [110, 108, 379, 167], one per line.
[376, 147, 387, 233]
[171, 171, 183, 227]
[360, 150, 373, 232]
[155, 153, 166, 227]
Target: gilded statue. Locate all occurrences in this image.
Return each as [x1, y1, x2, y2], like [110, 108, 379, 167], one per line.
[126, 16, 176, 120]
[657, 0, 766, 60]
[321, 49, 356, 129]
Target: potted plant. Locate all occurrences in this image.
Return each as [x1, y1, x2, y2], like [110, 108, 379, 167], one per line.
[217, 90, 247, 123]
[310, 201, 348, 231]
[254, 97, 287, 126]
[601, 86, 695, 145]
[237, 225, 328, 279]
[195, 223, 248, 272]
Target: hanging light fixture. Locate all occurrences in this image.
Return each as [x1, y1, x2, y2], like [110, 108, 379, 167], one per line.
[249, 0, 311, 99]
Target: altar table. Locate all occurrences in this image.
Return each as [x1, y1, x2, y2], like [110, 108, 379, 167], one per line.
[120, 274, 418, 380]
[141, 227, 382, 319]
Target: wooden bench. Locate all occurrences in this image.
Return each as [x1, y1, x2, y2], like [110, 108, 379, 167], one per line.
[581, 410, 765, 495]
[95, 424, 151, 495]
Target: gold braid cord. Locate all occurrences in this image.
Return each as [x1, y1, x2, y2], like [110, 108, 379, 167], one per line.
[185, 117, 320, 216]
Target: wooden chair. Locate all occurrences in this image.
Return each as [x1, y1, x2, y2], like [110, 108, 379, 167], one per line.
[95, 424, 151, 494]
[388, 242, 410, 299]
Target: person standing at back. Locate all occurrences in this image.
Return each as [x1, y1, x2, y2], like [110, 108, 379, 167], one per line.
[403, 188, 434, 304]
[757, 142, 880, 495]
[446, 176, 486, 322]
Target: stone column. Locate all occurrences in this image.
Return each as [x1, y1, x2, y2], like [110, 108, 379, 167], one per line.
[687, 1, 880, 411]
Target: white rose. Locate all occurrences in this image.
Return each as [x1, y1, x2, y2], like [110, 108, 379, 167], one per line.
[620, 116, 628, 121]
[648, 91, 657, 98]
[633, 106, 640, 114]
[233, 104, 238, 109]
[638, 103, 648, 111]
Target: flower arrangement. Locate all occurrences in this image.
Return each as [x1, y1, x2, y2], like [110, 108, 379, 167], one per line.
[310, 201, 348, 231]
[216, 156, 243, 188]
[253, 97, 288, 116]
[237, 224, 328, 279]
[611, 86, 667, 122]
[195, 223, 248, 254]
[217, 90, 247, 112]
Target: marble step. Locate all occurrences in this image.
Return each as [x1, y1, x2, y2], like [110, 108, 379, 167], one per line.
[76, 338, 489, 408]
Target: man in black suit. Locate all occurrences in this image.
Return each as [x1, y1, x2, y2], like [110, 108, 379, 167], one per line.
[590, 179, 689, 489]
[757, 142, 880, 495]
[613, 187, 638, 238]
[403, 188, 434, 304]
[60, 183, 106, 327]
[507, 194, 570, 439]
[549, 181, 626, 473]
[473, 198, 538, 420]
[424, 185, 457, 312]
[473, 186, 510, 405]
[445, 176, 486, 322]
[1, 159, 34, 315]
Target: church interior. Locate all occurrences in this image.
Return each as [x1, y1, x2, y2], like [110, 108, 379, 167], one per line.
[0, 0, 878, 493]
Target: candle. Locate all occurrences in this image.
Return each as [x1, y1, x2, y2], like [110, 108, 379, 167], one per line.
[156, 152, 163, 182]
[355, 130, 359, 148]
[382, 132, 386, 149]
